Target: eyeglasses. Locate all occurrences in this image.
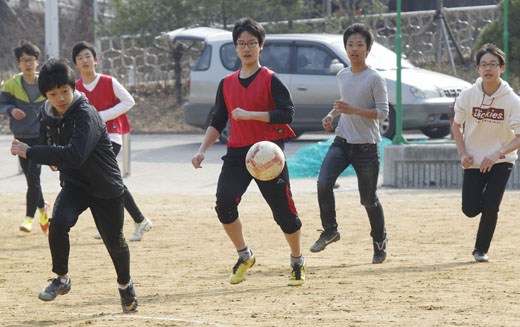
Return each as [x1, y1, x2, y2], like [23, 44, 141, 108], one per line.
[478, 62, 500, 69]
[19, 58, 37, 64]
[236, 41, 259, 49]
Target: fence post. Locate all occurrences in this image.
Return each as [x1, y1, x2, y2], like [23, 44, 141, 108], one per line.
[503, 0, 509, 82]
[122, 133, 131, 177]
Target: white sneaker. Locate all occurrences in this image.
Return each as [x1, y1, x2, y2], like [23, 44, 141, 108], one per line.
[129, 217, 152, 242]
[473, 250, 489, 262]
[93, 231, 101, 239]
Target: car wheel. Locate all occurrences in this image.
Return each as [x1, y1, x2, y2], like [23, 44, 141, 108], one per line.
[379, 104, 396, 140]
[420, 126, 450, 139]
[218, 122, 230, 144]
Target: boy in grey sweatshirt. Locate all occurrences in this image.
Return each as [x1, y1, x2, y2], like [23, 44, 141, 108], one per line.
[310, 24, 389, 264]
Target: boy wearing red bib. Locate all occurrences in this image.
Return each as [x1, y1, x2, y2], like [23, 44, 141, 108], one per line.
[72, 41, 152, 242]
[191, 18, 305, 286]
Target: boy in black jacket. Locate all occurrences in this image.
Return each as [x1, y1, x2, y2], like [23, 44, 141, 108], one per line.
[10, 59, 138, 313]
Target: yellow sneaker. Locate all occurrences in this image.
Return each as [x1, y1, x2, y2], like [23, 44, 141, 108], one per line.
[229, 253, 255, 284]
[39, 201, 50, 233]
[288, 262, 306, 286]
[20, 216, 33, 233]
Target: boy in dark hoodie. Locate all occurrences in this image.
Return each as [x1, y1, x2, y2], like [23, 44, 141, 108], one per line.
[10, 59, 138, 313]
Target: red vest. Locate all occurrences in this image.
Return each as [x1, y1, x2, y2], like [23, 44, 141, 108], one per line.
[223, 67, 295, 147]
[76, 74, 131, 134]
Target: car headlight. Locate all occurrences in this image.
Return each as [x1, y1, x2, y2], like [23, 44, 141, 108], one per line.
[410, 86, 441, 99]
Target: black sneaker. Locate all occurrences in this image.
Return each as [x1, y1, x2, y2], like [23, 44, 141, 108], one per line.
[472, 249, 489, 262]
[372, 237, 387, 264]
[38, 278, 71, 301]
[119, 280, 138, 313]
[310, 230, 340, 252]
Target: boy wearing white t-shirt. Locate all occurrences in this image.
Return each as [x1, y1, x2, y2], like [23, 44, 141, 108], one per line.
[72, 41, 152, 242]
[452, 43, 520, 262]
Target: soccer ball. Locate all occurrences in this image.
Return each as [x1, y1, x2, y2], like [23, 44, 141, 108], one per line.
[245, 141, 285, 181]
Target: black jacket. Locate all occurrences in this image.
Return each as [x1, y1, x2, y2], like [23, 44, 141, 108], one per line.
[27, 91, 123, 199]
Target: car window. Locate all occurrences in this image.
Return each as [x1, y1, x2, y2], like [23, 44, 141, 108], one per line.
[220, 42, 241, 71]
[260, 43, 291, 74]
[366, 42, 415, 70]
[194, 44, 212, 71]
[295, 45, 337, 75]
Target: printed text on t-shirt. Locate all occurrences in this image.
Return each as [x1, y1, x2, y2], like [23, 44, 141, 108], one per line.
[472, 107, 504, 121]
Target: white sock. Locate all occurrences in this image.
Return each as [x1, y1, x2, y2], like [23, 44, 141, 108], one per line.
[119, 280, 132, 290]
[237, 246, 252, 261]
[291, 254, 304, 266]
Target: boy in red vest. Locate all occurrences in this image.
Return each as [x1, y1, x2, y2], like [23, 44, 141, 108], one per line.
[72, 41, 152, 242]
[191, 18, 305, 286]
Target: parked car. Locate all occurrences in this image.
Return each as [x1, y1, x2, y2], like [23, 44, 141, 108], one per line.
[162, 27, 471, 142]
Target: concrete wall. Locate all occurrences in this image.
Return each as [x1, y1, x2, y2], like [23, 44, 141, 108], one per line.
[383, 144, 520, 189]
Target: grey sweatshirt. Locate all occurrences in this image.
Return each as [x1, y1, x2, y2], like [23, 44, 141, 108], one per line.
[335, 66, 389, 144]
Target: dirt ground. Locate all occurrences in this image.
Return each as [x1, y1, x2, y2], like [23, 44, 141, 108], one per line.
[1, 189, 520, 327]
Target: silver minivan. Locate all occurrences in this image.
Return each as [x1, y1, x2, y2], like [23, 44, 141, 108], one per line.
[163, 27, 471, 141]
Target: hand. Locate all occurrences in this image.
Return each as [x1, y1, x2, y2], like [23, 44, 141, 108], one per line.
[11, 108, 26, 120]
[480, 151, 500, 173]
[231, 108, 250, 121]
[322, 114, 334, 131]
[460, 153, 474, 169]
[11, 139, 29, 158]
[191, 152, 205, 168]
[334, 100, 357, 115]
[49, 165, 58, 172]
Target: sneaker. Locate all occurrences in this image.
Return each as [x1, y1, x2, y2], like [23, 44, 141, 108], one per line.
[119, 280, 138, 313]
[38, 278, 71, 301]
[288, 262, 306, 286]
[93, 231, 101, 239]
[372, 237, 387, 264]
[19, 216, 33, 233]
[39, 201, 50, 233]
[473, 249, 489, 262]
[229, 253, 256, 284]
[129, 217, 152, 242]
[309, 230, 340, 252]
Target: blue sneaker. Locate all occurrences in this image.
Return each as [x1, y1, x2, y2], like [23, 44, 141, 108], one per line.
[119, 281, 138, 313]
[372, 237, 387, 264]
[38, 278, 71, 301]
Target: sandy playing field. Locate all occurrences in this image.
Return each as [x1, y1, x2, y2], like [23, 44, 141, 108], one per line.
[1, 188, 520, 327]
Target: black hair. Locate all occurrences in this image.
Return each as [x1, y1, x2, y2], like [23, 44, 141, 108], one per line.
[38, 59, 76, 96]
[475, 43, 506, 67]
[14, 40, 40, 61]
[72, 41, 97, 64]
[232, 17, 265, 46]
[343, 23, 374, 50]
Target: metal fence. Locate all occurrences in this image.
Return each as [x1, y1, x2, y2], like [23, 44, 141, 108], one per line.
[96, 35, 202, 87]
[371, 5, 498, 64]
